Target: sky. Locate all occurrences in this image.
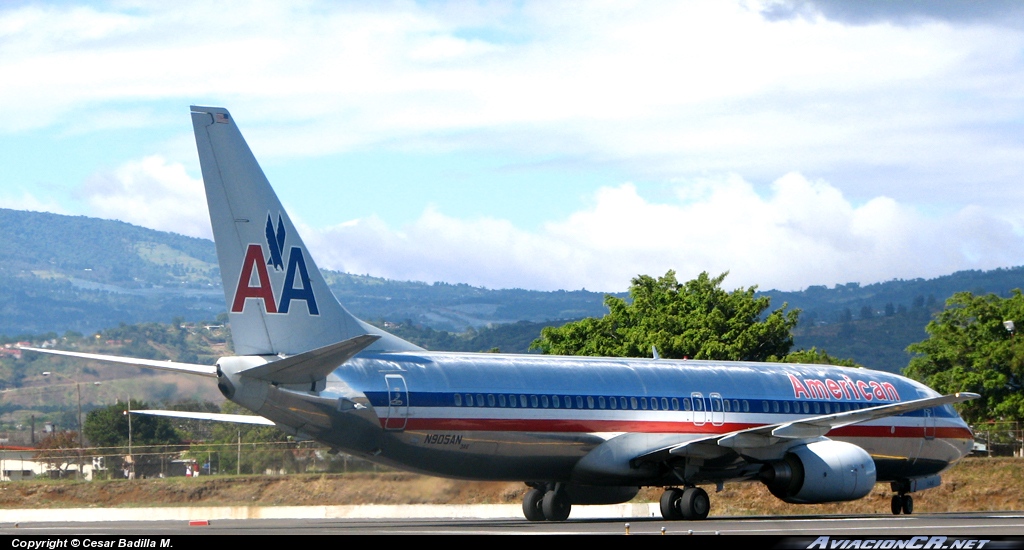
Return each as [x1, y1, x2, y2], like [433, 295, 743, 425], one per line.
[3, 0, 1024, 293]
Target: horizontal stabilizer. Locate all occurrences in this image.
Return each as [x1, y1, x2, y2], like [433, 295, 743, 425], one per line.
[132, 409, 275, 426]
[238, 334, 381, 384]
[19, 347, 218, 378]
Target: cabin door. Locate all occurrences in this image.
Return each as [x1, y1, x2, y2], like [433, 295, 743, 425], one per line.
[384, 374, 409, 431]
[923, 408, 936, 440]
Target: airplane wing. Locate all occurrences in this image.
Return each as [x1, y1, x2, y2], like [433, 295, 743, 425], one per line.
[20, 347, 218, 377]
[131, 410, 275, 425]
[631, 392, 979, 466]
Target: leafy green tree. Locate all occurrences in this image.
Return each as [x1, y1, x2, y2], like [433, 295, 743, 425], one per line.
[531, 271, 800, 361]
[906, 290, 1024, 424]
[774, 347, 862, 368]
[83, 399, 180, 476]
[189, 402, 296, 475]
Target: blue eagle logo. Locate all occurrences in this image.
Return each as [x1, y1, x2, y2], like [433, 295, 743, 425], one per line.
[265, 214, 286, 271]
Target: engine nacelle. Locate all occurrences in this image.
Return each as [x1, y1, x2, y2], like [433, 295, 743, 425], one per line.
[759, 440, 876, 504]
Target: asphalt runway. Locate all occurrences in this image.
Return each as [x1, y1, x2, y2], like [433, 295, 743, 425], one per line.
[2, 512, 1023, 536]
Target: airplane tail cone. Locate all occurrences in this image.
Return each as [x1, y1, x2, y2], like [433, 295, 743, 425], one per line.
[190, 106, 420, 356]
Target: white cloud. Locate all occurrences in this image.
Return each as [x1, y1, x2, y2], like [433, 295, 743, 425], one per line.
[3, 1, 1024, 292]
[297, 173, 1024, 291]
[79, 156, 211, 239]
[0, 191, 67, 215]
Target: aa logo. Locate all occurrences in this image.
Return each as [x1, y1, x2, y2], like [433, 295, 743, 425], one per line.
[231, 213, 319, 315]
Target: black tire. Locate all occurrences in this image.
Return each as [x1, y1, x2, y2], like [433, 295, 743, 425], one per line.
[890, 495, 902, 515]
[901, 494, 914, 515]
[523, 488, 545, 521]
[660, 488, 684, 520]
[679, 487, 711, 520]
[542, 489, 571, 521]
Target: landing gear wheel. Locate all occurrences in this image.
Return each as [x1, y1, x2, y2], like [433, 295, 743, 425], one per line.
[901, 494, 913, 515]
[660, 488, 684, 520]
[890, 495, 902, 515]
[542, 489, 571, 521]
[523, 488, 545, 521]
[678, 487, 710, 520]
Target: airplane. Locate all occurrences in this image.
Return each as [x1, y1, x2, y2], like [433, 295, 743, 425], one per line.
[25, 106, 978, 522]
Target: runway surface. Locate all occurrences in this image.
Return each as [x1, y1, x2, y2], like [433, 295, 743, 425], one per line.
[2, 512, 1023, 536]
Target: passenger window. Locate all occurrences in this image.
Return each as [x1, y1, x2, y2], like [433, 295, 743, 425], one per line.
[641, 397, 648, 410]
[587, 396, 595, 409]
[661, 397, 669, 410]
[672, 398, 679, 411]
[631, 397, 638, 410]
[530, 395, 539, 408]
[487, 394, 496, 407]
[477, 394, 485, 407]
[783, 401, 790, 413]
[621, 397, 628, 410]
[772, 401, 779, 413]
[684, 398, 692, 411]
[509, 395, 517, 408]
[610, 397, 618, 409]
[552, 395, 560, 408]
[520, 395, 528, 408]
[762, 401, 768, 412]
[742, 400, 749, 412]
[499, 394, 507, 407]
[454, 394, 462, 406]
[466, 394, 474, 407]
[723, 400, 731, 412]
[650, 398, 658, 410]
[598, 396, 606, 409]
[813, 402, 820, 414]
[576, 396, 584, 408]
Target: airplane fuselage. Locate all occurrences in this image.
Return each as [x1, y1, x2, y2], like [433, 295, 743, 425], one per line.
[227, 352, 974, 489]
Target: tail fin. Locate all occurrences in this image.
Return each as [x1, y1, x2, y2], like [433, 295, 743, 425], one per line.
[190, 106, 421, 356]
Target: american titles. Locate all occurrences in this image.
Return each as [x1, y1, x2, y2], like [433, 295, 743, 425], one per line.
[789, 373, 899, 402]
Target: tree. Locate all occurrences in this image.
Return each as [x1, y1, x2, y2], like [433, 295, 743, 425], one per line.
[774, 347, 862, 368]
[194, 401, 296, 475]
[34, 431, 81, 476]
[905, 290, 1024, 425]
[531, 271, 800, 361]
[83, 399, 181, 477]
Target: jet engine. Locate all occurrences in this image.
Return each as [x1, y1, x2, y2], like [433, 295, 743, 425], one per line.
[759, 440, 876, 504]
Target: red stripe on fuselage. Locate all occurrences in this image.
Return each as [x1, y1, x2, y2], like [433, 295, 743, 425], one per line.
[382, 417, 973, 440]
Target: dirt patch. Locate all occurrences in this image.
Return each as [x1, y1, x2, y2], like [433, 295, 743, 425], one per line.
[1, 457, 1020, 514]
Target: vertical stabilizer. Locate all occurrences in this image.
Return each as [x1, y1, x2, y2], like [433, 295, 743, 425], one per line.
[190, 106, 421, 355]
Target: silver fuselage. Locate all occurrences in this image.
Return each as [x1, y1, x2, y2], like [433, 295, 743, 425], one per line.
[236, 351, 974, 487]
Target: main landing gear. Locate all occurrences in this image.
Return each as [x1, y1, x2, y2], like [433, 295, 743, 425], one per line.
[891, 493, 913, 515]
[523, 483, 571, 521]
[659, 487, 711, 520]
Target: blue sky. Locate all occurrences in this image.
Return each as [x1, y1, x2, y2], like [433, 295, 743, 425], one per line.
[3, 1, 1024, 292]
